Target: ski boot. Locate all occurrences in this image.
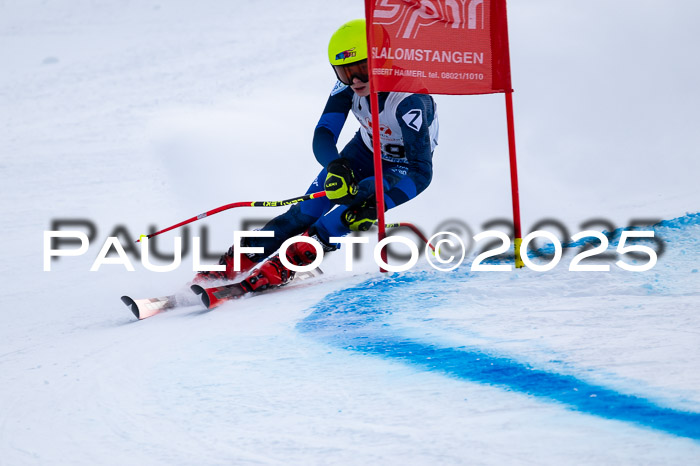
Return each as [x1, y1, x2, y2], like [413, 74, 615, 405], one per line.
[241, 235, 327, 292]
[192, 242, 257, 284]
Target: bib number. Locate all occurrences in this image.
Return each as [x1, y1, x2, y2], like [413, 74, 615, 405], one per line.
[383, 143, 405, 159]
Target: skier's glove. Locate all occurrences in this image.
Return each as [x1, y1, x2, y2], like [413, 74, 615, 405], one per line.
[324, 158, 358, 205]
[342, 196, 379, 232]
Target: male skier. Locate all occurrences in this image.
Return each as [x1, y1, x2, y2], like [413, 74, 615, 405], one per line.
[196, 19, 438, 291]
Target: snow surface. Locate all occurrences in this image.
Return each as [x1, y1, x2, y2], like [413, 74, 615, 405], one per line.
[1, 1, 700, 464]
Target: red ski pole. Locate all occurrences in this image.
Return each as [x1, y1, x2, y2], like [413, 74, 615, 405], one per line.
[136, 191, 327, 242]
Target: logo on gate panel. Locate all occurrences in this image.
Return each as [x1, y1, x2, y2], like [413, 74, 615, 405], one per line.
[373, 0, 486, 39]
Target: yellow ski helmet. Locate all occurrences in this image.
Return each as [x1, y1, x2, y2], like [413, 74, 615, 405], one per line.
[328, 19, 367, 66]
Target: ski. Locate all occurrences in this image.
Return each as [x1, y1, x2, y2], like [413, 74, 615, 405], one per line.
[190, 282, 248, 310]
[189, 268, 324, 310]
[120, 293, 199, 320]
[123, 267, 324, 318]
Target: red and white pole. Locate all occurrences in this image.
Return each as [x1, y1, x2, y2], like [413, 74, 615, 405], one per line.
[365, 1, 388, 272]
[505, 90, 524, 268]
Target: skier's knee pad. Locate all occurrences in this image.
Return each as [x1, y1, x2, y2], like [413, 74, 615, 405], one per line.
[285, 228, 337, 266]
[285, 241, 319, 266]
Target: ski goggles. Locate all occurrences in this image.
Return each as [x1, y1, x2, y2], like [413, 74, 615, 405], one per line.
[332, 59, 369, 85]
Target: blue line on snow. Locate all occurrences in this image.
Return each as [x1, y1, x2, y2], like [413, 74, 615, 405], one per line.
[535, 211, 700, 254]
[347, 336, 700, 440]
[298, 247, 700, 441]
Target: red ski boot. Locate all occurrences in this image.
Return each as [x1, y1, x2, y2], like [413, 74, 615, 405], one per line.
[192, 243, 257, 284]
[191, 234, 334, 309]
[241, 240, 320, 292]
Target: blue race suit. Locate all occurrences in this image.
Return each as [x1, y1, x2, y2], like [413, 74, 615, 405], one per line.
[246, 82, 438, 260]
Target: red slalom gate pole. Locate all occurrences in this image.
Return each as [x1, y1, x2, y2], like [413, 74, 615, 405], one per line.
[505, 90, 524, 268]
[366, 2, 388, 272]
[369, 90, 388, 272]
